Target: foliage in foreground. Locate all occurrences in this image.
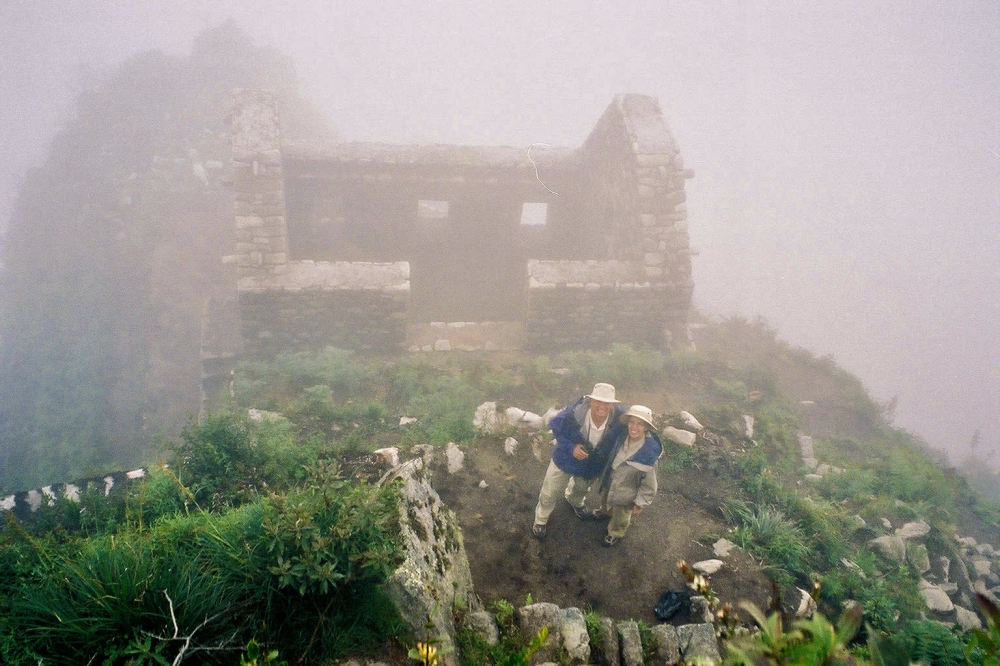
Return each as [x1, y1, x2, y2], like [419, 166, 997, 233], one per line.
[0, 449, 404, 665]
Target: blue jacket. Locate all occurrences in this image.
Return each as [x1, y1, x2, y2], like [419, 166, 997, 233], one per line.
[549, 397, 627, 478]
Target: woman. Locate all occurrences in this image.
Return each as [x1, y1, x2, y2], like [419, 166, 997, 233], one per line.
[595, 404, 662, 547]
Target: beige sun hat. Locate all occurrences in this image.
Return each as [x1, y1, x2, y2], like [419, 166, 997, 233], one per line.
[620, 404, 655, 429]
[586, 382, 620, 404]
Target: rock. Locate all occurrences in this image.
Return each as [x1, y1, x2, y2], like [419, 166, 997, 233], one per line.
[445, 442, 464, 473]
[895, 521, 931, 539]
[248, 408, 283, 422]
[542, 407, 560, 428]
[478, 480, 488, 489]
[663, 426, 696, 447]
[880, 518, 893, 530]
[692, 559, 724, 575]
[650, 624, 680, 665]
[381, 460, 480, 666]
[816, 464, 832, 476]
[465, 610, 499, 645]
[971, 558, 993, 579]
[689, 596, 714, 624]
[558, 607, 591, 665]
[596, 617, 620, 666]
[473, 402, 501, 433]
[505, 407, 545, 431]
[794, 587, 817, 618]
[677, 624, 722, 663]
[411, 444, 435, 466]
[869, 535, 906, 563]
[742, 415, 754, 438]
[678, 411, 703, 431]
[804, 474, 823, 482]
[957, 536, 978, 548]
[919, 580, 955, 613]
[399, 416, 418, 426]
[713, 538, 738, 557]
[802, 457, 819, 470]
[504, 437, 519, 455]
[840, 559, 866, 579]
[516, 603, 561, 664]
[955, 605, 983, 631]
[373, 447, 399, 467]
[934, 556, 951, 583]
[617, 620, 643, 666]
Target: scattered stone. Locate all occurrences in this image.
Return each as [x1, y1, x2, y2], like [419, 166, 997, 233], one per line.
[558, 607, 591, 665]
[881, 518, 893, 530]
[869, 535, 906, 563]
[373, 447, 399, 467]
[504, 437, 519, 455]
[972, 558, 993, 579]
[957, 536, 978, 548]
[841, 559, 867, 579]
[399, 416, 418, 426]
[742, 415, 754, 438]
[678, 411, 703, 431]
[895, 521, 931, 539]
[919, 580, 955, 613]
[445, 443, 465, 474]
[650, 624, 680, 665]
[248, 408, 283, 422]
[411, 444, 435, 466]
[516, 603, 561, 663]
[794, 587, 817, 618]
[617, 620, 643, 666]
[542, 407, 560, 427]
[663, 426, 697, 447]
[677, 623, 722, 663]
[713, 538, 737, 557]
[473, 402, 501, 433]
[804, 474, 823, 482]
[689, 595, 714, 624]
[802, 457, 819, 470]
[504, 407, 545, 431]
[596, 617, 620, 666]
[692, 559, 724, 575]
[478, 480, 488, 489]
[955, 605, 983, 631]
[816, 463, 832, 476]
[465, 610, 499, 645]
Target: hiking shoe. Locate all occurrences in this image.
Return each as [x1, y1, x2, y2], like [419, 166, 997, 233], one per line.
[532, 523, 547, 540]
[592, 508, 610, 521]
[572, 505, 594, 521]
[602, 534, 619, 547]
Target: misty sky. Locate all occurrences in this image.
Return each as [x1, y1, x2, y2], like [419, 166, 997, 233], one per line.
[2, 1, 998, 462]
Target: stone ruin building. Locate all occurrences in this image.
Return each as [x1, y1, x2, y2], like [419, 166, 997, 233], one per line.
[216, 90, 694, 374]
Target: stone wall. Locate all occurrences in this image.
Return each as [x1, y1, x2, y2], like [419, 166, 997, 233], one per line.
[228, 91, 696, 358]
[576, 95, 695, 345]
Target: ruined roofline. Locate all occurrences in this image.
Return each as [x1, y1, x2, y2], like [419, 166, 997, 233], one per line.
[282, 141, 577, 169]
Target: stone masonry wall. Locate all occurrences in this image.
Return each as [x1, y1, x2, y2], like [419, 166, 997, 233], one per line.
[231, 91, 411, 356]
[576, 95, 695, 346]
[524, 260, 683, 351]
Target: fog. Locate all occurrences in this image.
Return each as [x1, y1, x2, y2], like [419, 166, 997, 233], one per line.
[2, 1, 998, 464]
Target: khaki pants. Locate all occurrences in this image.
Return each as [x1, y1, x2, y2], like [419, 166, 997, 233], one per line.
[600, 489, 634, 539]
[533, 459, 592, 525]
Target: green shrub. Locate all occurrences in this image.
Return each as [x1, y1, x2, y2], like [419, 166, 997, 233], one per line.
[722, 500, 813, 586]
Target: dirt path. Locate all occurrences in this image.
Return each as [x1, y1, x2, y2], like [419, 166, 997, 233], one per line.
[431, 433, 772, 625]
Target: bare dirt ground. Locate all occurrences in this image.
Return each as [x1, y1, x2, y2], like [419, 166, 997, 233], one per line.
[431, 430, 773, 626]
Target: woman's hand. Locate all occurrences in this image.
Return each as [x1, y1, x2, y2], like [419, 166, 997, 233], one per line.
[572, 444, 590, 460]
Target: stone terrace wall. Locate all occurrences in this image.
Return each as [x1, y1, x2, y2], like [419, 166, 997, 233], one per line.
[576, 95, 695, 345]
[524, 260, 678, 351]
[238, 261, 410, 356]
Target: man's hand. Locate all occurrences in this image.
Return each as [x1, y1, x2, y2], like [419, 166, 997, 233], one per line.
[572, 444, 590, 460]
[632, 505, 643, 516]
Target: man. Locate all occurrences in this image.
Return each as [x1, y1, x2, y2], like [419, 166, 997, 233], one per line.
[531, 382, 626, 539]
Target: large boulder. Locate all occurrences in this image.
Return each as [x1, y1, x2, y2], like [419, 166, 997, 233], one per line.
[381, 459, 481, 666]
